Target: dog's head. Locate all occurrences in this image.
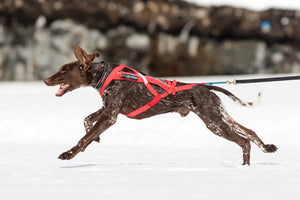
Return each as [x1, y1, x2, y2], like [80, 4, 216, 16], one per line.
[44, 45, 100, 96]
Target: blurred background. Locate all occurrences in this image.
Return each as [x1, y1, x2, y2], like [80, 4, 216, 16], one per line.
[0, 0, 299, 80]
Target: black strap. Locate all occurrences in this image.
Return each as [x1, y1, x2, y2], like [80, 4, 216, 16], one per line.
[94, 61, 109, 90]
[236, 75, 300, 84]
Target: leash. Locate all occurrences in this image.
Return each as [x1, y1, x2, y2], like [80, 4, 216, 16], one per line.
[203, 75, 300, 85]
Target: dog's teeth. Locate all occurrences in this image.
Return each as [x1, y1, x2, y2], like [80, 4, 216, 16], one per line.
[55, 83, 70, 96]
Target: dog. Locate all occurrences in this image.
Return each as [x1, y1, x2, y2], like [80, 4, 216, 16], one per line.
[44, 45, 277, 165]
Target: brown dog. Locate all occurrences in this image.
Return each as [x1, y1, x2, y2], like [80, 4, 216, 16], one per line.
[44, 45, 277, 165]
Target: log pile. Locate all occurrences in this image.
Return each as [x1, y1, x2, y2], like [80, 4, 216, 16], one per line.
[0, 0, 299, 80]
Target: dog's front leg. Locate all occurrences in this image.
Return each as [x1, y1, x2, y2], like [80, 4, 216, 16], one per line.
[58, 110, 118, 160]
[83, 107, 104, 142]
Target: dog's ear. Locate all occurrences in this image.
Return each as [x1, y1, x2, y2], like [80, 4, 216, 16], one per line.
[74, 45, 91, 71]
[88, 51, 101, 62]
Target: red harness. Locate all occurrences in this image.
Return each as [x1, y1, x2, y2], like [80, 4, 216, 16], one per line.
[100, 65, 202, 118]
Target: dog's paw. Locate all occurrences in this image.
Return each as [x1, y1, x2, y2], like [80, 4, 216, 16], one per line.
[58, 151, 73, 160]
[242, 161, 250, 166]
[265, 144, 278, 153]
[58, 145, 80, 160]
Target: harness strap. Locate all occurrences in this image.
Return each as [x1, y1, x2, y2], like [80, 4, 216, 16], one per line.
[175, 83, 203, 91]
[99, 64, 202, 118]
[100, 65, 126, 96]
[126, 95, 162, 118]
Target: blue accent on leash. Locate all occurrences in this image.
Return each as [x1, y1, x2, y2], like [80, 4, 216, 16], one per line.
[204, 81, 228, 85]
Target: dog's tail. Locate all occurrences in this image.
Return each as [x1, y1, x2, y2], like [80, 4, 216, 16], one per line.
[203, 85, 261, 107]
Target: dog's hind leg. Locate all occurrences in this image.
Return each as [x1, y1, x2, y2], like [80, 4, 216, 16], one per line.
[191, 89, 276, 164]
[227, 117, 277, 154]
[205, 117, 252, 165]
[193, 102, 252, 165]
[190, 89, 255, 164]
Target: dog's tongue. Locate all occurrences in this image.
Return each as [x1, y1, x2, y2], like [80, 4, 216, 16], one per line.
[56, 83, 70, 96]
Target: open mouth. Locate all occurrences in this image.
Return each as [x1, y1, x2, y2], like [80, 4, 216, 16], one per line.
[55, 83, 70, 96]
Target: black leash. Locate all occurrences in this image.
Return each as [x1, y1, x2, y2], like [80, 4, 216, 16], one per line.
[233, 75, 300, 84]
[204, 75, 300, 85]
[94, 61, 109, 90]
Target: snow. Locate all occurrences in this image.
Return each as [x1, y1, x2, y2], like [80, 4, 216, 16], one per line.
[1, 75, 300, 199]
[186, 0, 300, 11]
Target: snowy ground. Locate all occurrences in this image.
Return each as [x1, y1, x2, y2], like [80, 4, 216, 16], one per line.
[1, 75, 300, 200]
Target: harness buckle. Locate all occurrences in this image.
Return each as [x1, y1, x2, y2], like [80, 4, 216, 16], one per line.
[166, 80, 177, 95]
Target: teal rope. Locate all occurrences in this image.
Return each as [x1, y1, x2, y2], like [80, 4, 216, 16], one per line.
[203, 81, 228, 85]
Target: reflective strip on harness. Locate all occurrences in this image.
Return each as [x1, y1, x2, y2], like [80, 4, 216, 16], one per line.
[138, 73, 148, 84]
[99, 65, 201, 118]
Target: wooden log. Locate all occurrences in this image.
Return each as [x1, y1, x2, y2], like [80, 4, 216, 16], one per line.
[0, 0, 299, 44]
